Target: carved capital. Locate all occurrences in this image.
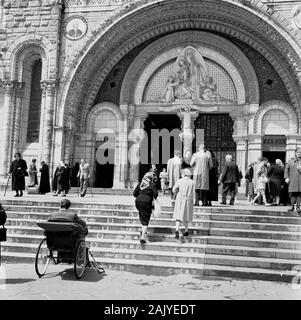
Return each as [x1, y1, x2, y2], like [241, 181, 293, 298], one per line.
[41, 79, 57, 96]
[2, 80, 15, 95]
[15, 82, 25, 97]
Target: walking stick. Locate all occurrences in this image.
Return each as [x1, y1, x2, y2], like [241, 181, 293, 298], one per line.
[3, 175, 10, 197]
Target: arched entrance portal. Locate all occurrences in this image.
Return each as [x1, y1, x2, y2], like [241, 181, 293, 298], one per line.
[58, 0, 301, 189]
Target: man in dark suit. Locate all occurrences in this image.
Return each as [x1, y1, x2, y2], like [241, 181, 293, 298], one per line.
[218, 154, 240, 205]
[49, 199, 88, 235]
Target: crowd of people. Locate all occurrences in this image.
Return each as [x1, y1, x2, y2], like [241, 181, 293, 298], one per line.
[8, 153, 90, 198]
[245, 148, 301, 215]
[134, 145, 242, 243]
[134, 146, 301, 243]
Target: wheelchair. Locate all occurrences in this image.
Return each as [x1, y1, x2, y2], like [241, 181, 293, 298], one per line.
[35, 221, 104, 279]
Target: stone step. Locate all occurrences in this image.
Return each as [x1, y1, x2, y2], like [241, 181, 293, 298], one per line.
[207, 236, 301, 250]
[6, 221, 301, 242]
[5, 207, 301, 225]
[2, 242, 301, 271]
[5, 225, 206, 243]
[209, 228, 301, 240]
[1, 251, 294, 282]
[1, 200, 288, 216]
[6, 215, 301, 235]
[2, 242, 207, 264]
[5, 218, 209, 235]
[5, 234, 207, 253]
[5, 234, 301, 260]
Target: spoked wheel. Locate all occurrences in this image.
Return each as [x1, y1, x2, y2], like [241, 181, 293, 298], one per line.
[74, 240, 86, 279]
[35, 238, 51, 278]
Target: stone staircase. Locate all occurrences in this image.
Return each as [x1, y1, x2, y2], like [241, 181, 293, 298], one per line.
[1, 199, 301, 282]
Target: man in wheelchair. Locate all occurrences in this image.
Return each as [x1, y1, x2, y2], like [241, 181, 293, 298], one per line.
[49, 199, 88, 236]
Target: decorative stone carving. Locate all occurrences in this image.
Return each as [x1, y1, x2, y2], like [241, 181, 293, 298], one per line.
[292, 5, 301, 30]
[64, 16, 88, 41]
[159, 46, 233, 105]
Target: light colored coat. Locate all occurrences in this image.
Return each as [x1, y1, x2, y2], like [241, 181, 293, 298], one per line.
[167, 156, 182, 188]
[172, 176, 195, 222]
[190, 151, 213, 190]
[77, 163, 90, 179]
[284, 158, 301, 193]
[253, 161, 267, 192]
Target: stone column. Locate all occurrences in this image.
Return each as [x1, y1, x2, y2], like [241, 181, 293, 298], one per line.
[113, 105, 129, 189]
[12, 82, 24, 157]
[0, 81, 15, 176]
[38, 82, 47, 161]
[128, 113, 147, 187]
[40, 80, 57, 166]
[286, 134, 301, 162]
[247, 134, 263, 165]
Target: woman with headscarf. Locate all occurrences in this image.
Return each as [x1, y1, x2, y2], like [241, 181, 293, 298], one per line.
[53, 161, 67, 197]
[133, 172, 158, 243]
[172, 168, 195, 239]
[28, 158, 38, 187]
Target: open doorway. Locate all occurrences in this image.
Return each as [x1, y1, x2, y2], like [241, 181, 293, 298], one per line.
[94, 137, 115, 188]
[139, 114, 182, 186]
[262, 151, 286, 165]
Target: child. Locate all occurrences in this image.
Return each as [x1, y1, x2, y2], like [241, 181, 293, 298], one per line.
[159, 168, 168, 195]
[252, 172, 269, 205]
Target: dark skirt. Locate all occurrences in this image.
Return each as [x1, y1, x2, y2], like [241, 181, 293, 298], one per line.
[12, 174, 25, 191]
[269, 179, 282, 197]
[135, 200, 152, 226]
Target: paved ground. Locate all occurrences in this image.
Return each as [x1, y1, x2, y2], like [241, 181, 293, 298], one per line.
[0, 263, 300, 300]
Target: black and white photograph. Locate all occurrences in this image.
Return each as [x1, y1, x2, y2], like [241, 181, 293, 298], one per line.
[0, 0, 301, 308]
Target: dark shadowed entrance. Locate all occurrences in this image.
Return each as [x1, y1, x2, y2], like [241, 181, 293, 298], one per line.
[194, 114, 236, 174]
[139, 114, 182, 184]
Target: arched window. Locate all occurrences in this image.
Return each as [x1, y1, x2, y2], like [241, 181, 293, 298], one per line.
[27, 59, 42, 142]
[262, 109, 289, 134]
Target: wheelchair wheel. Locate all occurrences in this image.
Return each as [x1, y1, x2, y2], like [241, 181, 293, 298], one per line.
[74, 240, 86, 279]
[35, 238, 50, 278]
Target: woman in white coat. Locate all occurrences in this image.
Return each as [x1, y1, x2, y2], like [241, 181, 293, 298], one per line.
[172, 168, 195, 239]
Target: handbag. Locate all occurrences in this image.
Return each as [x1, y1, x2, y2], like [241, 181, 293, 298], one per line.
[0, 204, 6, 226]
[153, 198, 162, 218]
[0, 226, 6, 242]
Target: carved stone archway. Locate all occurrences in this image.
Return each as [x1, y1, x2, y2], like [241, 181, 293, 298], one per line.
[59, 0, 301, 133]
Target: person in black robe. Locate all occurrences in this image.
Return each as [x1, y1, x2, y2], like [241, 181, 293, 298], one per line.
[207, 150, 219, 206]
[38, 161, 50, 194]
[9, 152, 28, 197]
[71, 162, 79, 187]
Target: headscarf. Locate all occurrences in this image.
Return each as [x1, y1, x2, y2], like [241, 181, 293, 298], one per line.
[140, 172, 154, 190]
[182, 168, 192, 177]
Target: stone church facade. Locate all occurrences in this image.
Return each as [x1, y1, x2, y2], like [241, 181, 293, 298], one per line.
[1, 0, 301, 188]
